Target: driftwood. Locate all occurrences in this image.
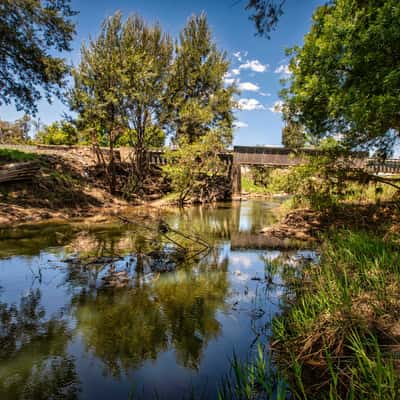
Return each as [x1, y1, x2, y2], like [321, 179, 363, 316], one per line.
[0, 161, 40, 183]
[117, 215, 212, 259]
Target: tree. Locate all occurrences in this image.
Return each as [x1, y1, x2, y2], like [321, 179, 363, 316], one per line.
[35, 120, 78, 145]
[281, 121, 306, 148]
[0, 0, 77, 114]
[165, 14, 236, 145]
[70, 13, 126, 194]
[121, 15, 172, 179]
[163, 131, 229, 205]
[245, 0, 286, 38]
[71, 13, 173, 194]
[281, 0, 400, 157]
[0, 115, 31, 144]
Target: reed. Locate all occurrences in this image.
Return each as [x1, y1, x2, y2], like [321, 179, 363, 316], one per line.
[272, 230, 400, 399]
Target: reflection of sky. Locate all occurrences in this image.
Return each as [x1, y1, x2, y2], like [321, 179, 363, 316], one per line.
[0, 200, 317, 399]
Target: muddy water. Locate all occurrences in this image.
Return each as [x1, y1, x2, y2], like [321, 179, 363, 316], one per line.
[0, 200, 311, 399]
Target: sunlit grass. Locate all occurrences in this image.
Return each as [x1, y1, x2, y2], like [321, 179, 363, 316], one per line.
[0, 148, 37, 164]
[272, 230, 400, 399]
[241, 176, 269, 195]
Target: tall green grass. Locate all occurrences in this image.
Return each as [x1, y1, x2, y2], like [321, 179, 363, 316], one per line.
[218, 345, 288, 400]
[272, 231, 400, 399]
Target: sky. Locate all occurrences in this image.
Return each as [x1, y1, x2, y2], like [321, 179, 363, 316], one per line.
[0, 0, 325, 147]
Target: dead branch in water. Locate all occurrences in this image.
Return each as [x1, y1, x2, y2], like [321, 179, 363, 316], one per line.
[116, 214, 212, 256]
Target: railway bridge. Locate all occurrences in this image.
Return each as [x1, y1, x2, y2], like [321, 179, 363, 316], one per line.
[1, 144, 399, 195]
[139, 145, 400, 195]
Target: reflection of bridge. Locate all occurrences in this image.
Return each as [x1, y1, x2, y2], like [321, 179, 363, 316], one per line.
[230, 232, 292, 250]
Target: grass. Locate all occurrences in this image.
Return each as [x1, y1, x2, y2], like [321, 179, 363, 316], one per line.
[218, 230, 400, 399]
[340, 180, 399, 204]
[271, 230, 400, 399]
[0, 148, 37, 164]
[218, 345, 288, 400]
[241, 176, 269, 195]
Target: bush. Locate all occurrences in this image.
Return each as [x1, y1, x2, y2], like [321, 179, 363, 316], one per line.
[163, 132, 228, 205]
[36, 121, 78, 145]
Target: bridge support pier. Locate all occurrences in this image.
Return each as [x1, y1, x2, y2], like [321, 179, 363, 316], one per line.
[231, 164, 241, 196]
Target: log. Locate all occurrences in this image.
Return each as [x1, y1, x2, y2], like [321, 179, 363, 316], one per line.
[0, 161, 40, 183]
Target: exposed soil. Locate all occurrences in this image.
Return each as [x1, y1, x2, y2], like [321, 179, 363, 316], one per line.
[261, 201, 400, 245]
[0, 151, 132, 226]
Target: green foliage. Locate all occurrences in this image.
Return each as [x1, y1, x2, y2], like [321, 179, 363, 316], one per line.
[282, 0, 400, 156]
[120, 14, 172, 175]
[245, 1, 285, 38]
[241, 175, 269, 195]
[70, 12, 126, 146]
[165, 14, 236, 145]
[264, 139, 397, 209]
[281, 121, 306, 148]
[0, 116, 31, 144]
[241, 174, 272, 195]
[35, 121, 78, 145]
[163, 132, 228, 204]
[218, 344, 288, 400]
[115, 126, 165, 148]
[0, 0, 76, 114]
[0, 149, 37, 164]
[71, 12, 173, 192]
[273, 231, 400, 399]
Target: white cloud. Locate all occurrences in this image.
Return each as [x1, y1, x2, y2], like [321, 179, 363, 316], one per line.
[259, 92, 271, 97]
[238, 82, 260, 92]
[238, 98, 265, 111]
[274, 64, 292, 76]
[224, 78, 235, 85]
[233, 121, 249, 129]
[231, 68, 240, 76]
[268, 100, 284, 114]
[239, 59, 269, 73]
[233, 51, 248, 62]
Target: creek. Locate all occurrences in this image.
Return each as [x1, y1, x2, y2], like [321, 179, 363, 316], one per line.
[0, 200, 314, 399]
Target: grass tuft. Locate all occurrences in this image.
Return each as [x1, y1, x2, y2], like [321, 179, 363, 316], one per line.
[272, 230, 400, 399]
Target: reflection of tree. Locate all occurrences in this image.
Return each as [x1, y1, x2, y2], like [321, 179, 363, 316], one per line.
[73, 287, 168, 377]
[73, 263, 229, 376]
[63, 230, 159, 290]
[159, 266, 229, 369]
[0, 224, 77, 258]
[0, 290, 80, 400]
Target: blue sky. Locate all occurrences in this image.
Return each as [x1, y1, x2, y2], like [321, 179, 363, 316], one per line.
[0, 0, 325, 146]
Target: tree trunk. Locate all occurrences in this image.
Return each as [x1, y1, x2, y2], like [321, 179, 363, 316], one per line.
[109, 137, 116, 195]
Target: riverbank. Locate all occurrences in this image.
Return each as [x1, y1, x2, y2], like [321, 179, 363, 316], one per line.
[0, 148, 151, 226]
[272, 229, 400, 399]
[224, 200, 400, 399]
[260, 200, 400, 245]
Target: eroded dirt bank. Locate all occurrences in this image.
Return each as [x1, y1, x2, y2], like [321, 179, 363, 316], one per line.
[0, 148, 136, 226]
[261, 202, 400, 246]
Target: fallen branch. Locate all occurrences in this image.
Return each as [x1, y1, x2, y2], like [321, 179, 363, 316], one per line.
[117, 214, 212, 255]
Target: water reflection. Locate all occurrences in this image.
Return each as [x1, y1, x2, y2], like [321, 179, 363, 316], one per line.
[0, 290, 80, 400]
[73, 264, 229, 376]
[0, 200, 308, 399]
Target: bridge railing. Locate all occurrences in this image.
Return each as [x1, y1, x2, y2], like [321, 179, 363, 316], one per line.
[366, 159, 400, 174]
